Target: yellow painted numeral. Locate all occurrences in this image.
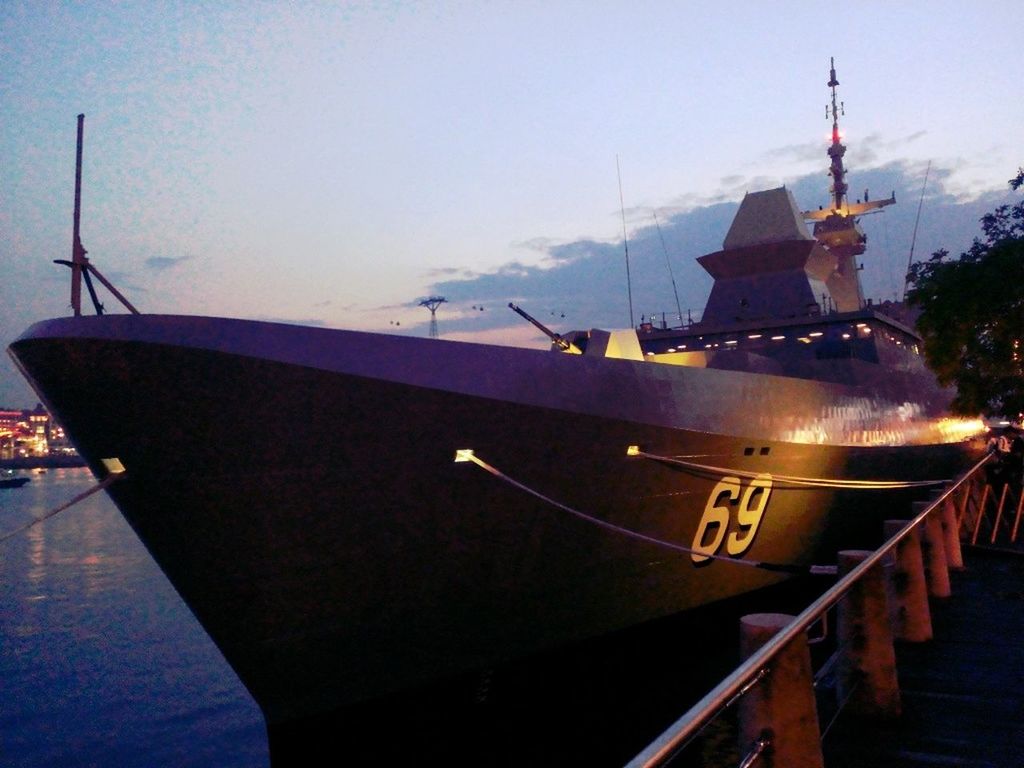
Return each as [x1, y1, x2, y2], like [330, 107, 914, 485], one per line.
[691, 474, 773, 563]
[691, 477, 741, 563]
[727, 475, 773, 555]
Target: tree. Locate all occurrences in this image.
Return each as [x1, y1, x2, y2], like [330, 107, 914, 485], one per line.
[906, 168, 1024, 417]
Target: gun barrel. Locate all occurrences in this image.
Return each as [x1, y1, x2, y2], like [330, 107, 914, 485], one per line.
[507, 303, 573, 352]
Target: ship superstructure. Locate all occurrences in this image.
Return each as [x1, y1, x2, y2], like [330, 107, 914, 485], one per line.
[610, 59, 922, 420]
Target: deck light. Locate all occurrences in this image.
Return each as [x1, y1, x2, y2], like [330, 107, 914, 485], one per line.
[101, 458, 126, 474]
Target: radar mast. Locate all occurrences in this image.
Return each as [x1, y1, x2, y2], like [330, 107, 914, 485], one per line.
[826, 57, 848, 212]
[802, 58, 895, 312]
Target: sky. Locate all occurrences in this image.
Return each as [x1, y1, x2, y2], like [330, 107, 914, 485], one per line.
[2, 1, 1022, 406]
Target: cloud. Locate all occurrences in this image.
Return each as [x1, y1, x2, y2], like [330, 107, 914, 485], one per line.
[144, 255, 192, 272]
[409, 159, 1017, 340]
[441, 323, 549, 350]
[761, 141, 823, 165]
[422, 266, 480, 280]
[418, 205, 731, 338]
[512, 236, 559, 253]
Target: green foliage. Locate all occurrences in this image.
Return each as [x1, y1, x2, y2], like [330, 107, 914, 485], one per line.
[906, 168, 1024, 417]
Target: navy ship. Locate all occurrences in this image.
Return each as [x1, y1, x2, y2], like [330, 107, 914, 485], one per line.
[8, 61, 983, 736]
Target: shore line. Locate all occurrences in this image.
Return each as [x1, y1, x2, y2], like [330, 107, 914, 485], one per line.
[2, 456, 88, 470]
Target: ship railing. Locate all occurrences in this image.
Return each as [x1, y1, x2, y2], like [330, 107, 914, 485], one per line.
[639, 310, 702, 331]
[626, 451, 994, 768]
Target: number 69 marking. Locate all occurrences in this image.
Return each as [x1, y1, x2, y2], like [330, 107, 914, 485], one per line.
[690, 474, 773, 563]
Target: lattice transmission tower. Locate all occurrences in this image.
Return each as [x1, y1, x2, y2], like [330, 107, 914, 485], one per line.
[418, 296, 447, 339]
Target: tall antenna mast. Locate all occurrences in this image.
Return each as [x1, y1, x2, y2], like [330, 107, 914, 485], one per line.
[71, 113, 86, 316]
[418, 296, 447, 339]
[826, 56, 848, 213]
[616, 156, 635, 328]
[56, 114, 140, 316]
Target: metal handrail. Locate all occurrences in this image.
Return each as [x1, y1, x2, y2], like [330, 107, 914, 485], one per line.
[626, 452, 991, 768]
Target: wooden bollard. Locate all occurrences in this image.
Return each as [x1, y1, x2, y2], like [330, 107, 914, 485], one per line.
[837, 550, 901, 718]
[930, 486, 964, 571]
[941, 494, 965, 570]
[914, 501, 951, 598]
[883, 520, 933, 642]
[738, 613, 823, 768]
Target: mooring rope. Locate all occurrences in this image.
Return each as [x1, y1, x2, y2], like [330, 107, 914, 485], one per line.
[0, 471, 125, 545]
[455, 449, 836, 575]
[629, 447, 947, 490]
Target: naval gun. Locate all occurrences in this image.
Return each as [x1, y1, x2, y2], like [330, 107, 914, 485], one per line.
[508, 303, 581, 354]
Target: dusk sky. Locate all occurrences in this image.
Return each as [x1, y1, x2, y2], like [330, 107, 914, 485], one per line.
[2, 2, 1022, 406]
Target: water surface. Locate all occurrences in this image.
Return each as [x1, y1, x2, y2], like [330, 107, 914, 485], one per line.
[0, 468, 268, 767]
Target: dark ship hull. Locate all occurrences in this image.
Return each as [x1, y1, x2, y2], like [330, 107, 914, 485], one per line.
[9, 313, 982, 726]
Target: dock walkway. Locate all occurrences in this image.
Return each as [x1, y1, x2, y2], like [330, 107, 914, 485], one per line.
[822, 546, 1024, 768]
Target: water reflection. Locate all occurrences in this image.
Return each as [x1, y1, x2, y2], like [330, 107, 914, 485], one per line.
[0, 467, 268, 768]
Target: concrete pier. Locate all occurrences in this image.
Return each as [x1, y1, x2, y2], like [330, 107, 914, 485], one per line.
[738, 613, 823, 768]
[836, 550, 902, 719]
[883, 520, 932, 643]
[823, 547, 1024, 767]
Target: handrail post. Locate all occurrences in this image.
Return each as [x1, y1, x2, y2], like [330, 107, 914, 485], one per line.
[970, 483, 992, 545]
[738, 614, 823, 768]
[991, 484, 1010, 544]
[883, 520, 932, 642]
[1011, 486, 1024, 543]
[838, 550, 901, 718]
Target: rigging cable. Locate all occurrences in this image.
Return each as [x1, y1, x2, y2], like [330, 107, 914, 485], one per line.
[653, 210, 684, 327]
[902, 160, 931, 300]
[0, 471, 125, 545]
[629, 447, 948, 490]
[455, 449, 836, 575]
[617, 155, 635, 328]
